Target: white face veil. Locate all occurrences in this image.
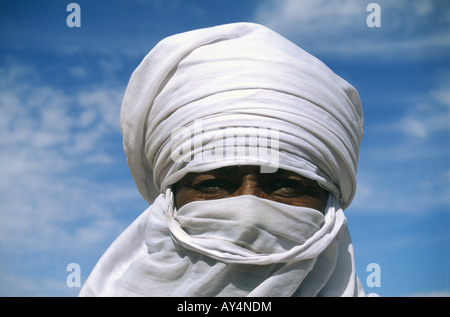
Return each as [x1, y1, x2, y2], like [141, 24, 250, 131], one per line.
[79, 22, 366, 297]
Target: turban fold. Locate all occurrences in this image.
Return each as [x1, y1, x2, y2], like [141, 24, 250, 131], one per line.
[120, 22, 363, 210]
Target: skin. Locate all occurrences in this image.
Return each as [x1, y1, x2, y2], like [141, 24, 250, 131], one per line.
[173, 165, 329, 213]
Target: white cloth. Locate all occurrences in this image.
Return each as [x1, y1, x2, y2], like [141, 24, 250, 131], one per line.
[80, 22, 366, 297]
[80, 192, 364, 296]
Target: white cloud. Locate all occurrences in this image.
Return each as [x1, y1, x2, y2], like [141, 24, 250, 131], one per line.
[371, 71, 450, 143]
[410, 289, 450, 297]
[252, 0, 450, 57]
[350, 70, 450, 215]
[0, 62, 142, 257]
[399, 117, 428, 139]
[0, 262, 82, 296]
[254, 0, 363, 34]
[78, 88, 123, 131]
[68, 66, 88, 79]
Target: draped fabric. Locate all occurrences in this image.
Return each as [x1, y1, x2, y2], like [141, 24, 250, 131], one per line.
[80, 192, 365, 296]
[79, 22, 366, 297]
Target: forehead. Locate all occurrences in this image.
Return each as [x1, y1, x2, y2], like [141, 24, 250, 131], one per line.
[184, 165, 318, 184]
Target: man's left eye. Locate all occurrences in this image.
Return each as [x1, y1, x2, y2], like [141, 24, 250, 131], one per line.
[267, 179, 304, 191]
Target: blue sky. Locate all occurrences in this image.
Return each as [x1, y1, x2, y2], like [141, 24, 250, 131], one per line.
[0, 0, 449, 297]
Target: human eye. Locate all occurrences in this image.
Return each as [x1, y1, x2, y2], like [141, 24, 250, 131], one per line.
[265, 178, 307, 197]
[193, 178, 234, 195]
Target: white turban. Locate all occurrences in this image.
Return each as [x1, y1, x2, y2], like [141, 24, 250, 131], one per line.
[80, 22, 367, 297]
[120, 22, 363, 210]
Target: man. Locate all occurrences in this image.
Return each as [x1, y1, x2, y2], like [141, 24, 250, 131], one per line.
[79, 22, 366, 296]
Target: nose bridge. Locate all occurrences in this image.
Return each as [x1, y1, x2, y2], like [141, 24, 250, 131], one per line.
[236, 175, 262, 197]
